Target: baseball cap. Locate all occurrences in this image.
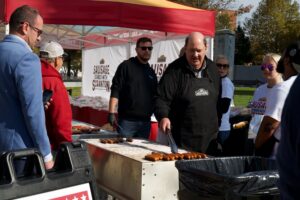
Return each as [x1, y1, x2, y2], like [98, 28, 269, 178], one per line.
[278, 41, 300, 73]
[287, 41, 300, 73]
[40, 41, 66, 58]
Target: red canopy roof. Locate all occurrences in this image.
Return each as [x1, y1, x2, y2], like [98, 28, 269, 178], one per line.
[0, 0, 215, 36]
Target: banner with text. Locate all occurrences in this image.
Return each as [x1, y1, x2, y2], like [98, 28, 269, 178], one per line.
[82, 37, 211, 99]
[82, 45, 128, 99]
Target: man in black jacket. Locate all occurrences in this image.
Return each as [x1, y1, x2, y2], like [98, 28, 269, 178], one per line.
[108, 37, 158, 138]
[155, 32, 221, 153]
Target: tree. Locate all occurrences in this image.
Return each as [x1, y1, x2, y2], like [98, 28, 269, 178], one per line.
[216, 12, 232, 30]
[171, 0, 253, 31]
[244, 0, 300, 64]
[170, 0, 236, 10]
[64, 49, 82, 78]
[69, 50, 82, 77]
[235, 25, 253, 65]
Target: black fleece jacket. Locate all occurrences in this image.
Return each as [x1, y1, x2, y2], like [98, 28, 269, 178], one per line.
[111, 57, 158, 121]
[154, 56, 221, 152]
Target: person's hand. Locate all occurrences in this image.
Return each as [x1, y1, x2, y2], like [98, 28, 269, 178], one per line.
[107, 113, 116, 126]
[44, 159, 54, 170]
[44, 98, 53, 110]
[159, 118, 171, 134]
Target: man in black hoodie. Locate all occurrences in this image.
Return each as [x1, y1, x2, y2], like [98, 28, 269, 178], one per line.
[276, 41, 300, 199]
[108, 37, 158, 138]
[155, 32, 220, 153]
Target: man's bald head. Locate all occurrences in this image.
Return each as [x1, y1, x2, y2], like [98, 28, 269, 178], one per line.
[185, 32, 208, 69]
[184, 32, 207, 47]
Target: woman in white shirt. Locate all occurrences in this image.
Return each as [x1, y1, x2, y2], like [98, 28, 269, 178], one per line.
[248, 53, 283, 140]
[256, 45, 299, 158]
[216, 55, 234, 148]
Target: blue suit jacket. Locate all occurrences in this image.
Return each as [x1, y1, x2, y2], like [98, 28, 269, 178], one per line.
[0, 35, 51, 158]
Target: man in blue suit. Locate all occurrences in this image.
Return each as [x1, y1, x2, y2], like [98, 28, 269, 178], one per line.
[0, 5, 53, 171]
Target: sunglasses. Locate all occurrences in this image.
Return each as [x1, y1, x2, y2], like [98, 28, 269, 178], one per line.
[261, 64, 274, 71]
[216, 63, 229, 68]
[139, 46, 153, 51]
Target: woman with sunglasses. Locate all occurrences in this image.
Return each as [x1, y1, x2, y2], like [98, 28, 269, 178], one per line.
[248, 53, 282, 149]
[256, 42, 300, 159]
[215, 55, 234, 152]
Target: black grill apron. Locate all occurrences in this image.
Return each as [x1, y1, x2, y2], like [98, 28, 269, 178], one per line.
[171, 75, 219, 153]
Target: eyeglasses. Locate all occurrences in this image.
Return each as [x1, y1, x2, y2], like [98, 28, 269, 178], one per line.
[139, 46, 153, 51]
[261, 64, 274, 71]
[28, 23, 43, 37]
[20, 22, 43, 37]
[216, 63, 229, 68]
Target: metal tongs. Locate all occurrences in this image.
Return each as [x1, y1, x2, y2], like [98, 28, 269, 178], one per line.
[166, 128, 178, 153]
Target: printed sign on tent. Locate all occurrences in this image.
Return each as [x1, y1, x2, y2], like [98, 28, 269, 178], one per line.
[82, 45, 128, 99]
[150, 39, 185, 81]
[82, 37, 212, 99]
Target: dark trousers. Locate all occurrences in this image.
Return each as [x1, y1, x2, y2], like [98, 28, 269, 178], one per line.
[117, 118, 151, 139]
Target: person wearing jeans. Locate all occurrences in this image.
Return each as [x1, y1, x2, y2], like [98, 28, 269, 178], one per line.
[107, 37, 158, 138]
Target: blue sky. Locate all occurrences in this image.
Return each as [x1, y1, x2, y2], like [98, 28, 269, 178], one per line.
[233, 0, 260, 24]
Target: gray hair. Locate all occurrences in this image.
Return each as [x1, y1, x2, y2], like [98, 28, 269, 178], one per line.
[9, 5, 40, 32]
[215, 55, 229, 64]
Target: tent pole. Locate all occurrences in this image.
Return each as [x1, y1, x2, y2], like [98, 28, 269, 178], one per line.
[210, 38, 214, 60]
[127, 42, 131, 59]
[127, 31, 132, 59]
[5, 24, 9, 35]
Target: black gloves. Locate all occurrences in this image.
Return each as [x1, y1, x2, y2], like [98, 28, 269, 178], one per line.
[107, 113, 116, 126]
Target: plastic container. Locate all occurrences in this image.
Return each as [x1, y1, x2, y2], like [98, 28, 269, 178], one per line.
[0, 141, 99, 200]
[175, 156, 279, 200]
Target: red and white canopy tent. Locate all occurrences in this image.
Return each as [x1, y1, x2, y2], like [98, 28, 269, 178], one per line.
[0, 0, 216, 126]
[1, 0, 216, 97]
[0, 0, 215, 49]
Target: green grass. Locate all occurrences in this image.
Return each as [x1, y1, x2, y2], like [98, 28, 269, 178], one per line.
[67, 86, 256, 107]
[66, 87, 81, 97]
[234, 87, 256, 107]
